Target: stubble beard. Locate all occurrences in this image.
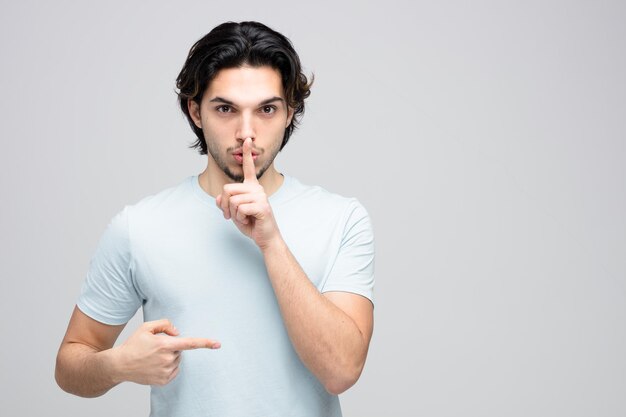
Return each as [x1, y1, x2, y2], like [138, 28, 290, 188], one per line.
[206, 138, 281, 183]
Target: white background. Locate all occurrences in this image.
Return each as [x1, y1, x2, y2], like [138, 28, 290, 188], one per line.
[1, 0, 624, 415]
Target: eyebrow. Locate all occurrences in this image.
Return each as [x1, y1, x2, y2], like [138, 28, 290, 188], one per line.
[208, 96, 285, 106]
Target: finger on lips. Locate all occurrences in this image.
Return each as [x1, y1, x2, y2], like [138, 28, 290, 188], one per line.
[242, 138, 258, 183]
[216, 138, 262, 223]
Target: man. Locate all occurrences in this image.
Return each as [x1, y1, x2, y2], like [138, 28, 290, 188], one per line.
[56, 21, 375, 417]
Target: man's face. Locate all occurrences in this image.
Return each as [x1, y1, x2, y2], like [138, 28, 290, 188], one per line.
[189, 65, 294, 182]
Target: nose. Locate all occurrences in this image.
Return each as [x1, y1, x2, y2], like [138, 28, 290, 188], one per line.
[235, 112, 256, 143]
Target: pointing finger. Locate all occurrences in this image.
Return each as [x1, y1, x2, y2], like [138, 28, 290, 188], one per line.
[167, 337, 221, 351]
[242, 138, 257, 184]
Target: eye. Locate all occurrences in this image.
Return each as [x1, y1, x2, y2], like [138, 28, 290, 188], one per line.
[216, 105, 233, 113]
[260, 105, 277, 115]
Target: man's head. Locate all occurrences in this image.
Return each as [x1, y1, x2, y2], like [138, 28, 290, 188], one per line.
[187, 64, 293, 183]
[176, 21, 312, 156]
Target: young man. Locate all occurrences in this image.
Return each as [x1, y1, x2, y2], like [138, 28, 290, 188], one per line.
[56, 21, 375, 416]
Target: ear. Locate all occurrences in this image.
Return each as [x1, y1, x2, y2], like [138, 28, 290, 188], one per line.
[286, 107, 295, 128]
[188, 99, 202, 129]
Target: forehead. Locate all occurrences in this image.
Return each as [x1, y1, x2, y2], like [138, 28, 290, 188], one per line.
[204, 65, 284, 105]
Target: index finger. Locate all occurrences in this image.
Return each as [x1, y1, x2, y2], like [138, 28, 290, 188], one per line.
[166, 337, 221, 351]
[242, 137, 257, 183]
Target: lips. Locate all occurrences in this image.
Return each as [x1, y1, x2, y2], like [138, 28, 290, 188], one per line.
[232, 148, 260, 157]
[232, 151, 259, 163]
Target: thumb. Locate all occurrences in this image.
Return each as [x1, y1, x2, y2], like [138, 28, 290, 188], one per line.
[143, 319, 179, 336]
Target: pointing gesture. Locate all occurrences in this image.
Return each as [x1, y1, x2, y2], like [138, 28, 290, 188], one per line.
[113, 319, 220, 386]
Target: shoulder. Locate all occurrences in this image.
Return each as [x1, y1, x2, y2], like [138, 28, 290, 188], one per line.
[129, 177, 193, 211]
[277, 175, 372, 228]
[120, 176, 195, 222]
[280, 175, 362, 207]
[99, 177, 197, 241]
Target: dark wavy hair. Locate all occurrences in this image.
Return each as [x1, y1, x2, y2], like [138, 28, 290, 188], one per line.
[175, 21, 313, 154]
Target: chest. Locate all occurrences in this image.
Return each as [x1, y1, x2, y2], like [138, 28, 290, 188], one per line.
[130, 211, 342, 316]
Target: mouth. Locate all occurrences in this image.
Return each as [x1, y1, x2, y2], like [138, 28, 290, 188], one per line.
[232, 149, 259, 164]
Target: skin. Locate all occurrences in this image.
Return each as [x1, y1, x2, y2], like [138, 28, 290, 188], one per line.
[55, 65, 373, 397]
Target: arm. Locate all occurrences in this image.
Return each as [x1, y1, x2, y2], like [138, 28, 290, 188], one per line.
[217, 138, 374, 394]
[262, 239, 373, 395]
[55, 306, 220, 397]
[55, 306, 126, 397]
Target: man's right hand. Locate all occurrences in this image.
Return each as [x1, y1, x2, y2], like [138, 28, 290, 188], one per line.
[111, 319, 221, 386]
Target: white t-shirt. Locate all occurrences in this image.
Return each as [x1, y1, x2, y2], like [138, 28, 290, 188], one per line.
[78, 174, 375, 417]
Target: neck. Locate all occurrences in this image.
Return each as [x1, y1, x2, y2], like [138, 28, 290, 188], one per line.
[198, 159, 284, 198]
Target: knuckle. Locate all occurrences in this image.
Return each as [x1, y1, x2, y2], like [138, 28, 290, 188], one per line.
[155, 338, 168, 350]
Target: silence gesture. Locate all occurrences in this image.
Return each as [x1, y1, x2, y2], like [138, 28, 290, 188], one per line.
[216, 138, 282, 250]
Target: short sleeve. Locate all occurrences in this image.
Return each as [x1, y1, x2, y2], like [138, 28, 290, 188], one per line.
[321, 200, 375, 305]
[77, 206, 142, 325]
